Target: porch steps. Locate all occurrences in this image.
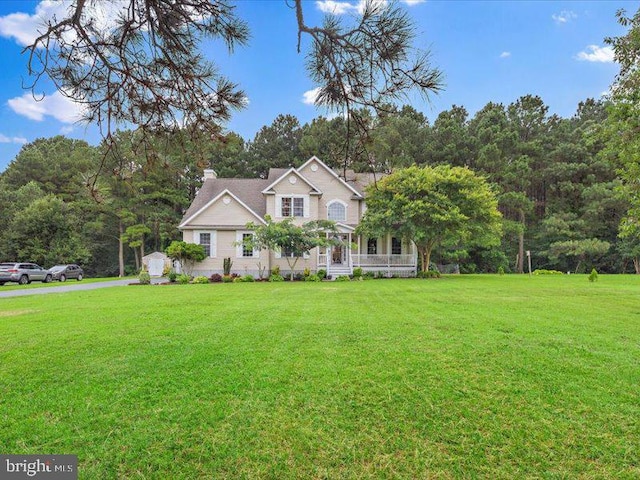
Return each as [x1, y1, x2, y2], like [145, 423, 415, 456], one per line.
[328, 266, 352, 279]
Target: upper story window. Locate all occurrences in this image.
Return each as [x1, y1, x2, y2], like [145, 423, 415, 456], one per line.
[327, 200, 346, 222]
[281, 196, 305, 217]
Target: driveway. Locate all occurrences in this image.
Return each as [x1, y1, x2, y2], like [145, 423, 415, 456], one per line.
[0, 278, 166, 298]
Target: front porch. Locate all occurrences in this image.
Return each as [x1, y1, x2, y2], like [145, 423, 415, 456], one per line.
[317, 231, 418, 278]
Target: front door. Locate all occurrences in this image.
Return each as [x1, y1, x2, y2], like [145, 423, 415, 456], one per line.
[331, 234, 348, 265]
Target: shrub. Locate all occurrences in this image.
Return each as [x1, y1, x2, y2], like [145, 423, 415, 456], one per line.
[242, 274, 255, 282]
[305, 274, 321, 282]
[209, 273, 223, 283]
[177, 274, 191, 284]
[271, 265, 280, 276]
[352, 267, 363, 278]
[363, 271, 375, 280]
[221, 275, 233, 283]
[167, 270, 177, 283]
[138, 270, 151, 285]
[417, 270, 441, 279]
[317, 269, 327, 280]
[192, 276, 210, 284]
[377, 271, 386, 279]
[588, 268, 598, 282]
[533, 269, 563, 275]
[233, 277, 244, 283]
[269, 274, 284, 282]
[223, 257, 233, 276]
[335, 275, 351, 282]
[303, 267, 311, 278]
[162, 264, 173, 276]
[498, 266, 505, 276]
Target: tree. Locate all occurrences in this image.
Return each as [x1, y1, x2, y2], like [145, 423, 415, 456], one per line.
[243, 217, 343, 281]
[23, 0, 442, 172]
[165, 241, 206, 277]
[357, 165, 502, 272]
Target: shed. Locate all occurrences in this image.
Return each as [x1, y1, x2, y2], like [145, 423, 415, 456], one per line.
[142, 252, 171, 277]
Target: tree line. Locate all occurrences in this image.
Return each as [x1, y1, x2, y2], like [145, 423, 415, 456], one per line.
[0, 92, 635, 276]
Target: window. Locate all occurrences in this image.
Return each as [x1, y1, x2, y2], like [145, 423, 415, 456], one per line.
[196, 231, 216, 257]
[279, 245, 309, 259]
[327, 201, 346, 221]
[242, 233, 254, 257]
[279, 196, 306, 217]
[367, 238, 378, 255]
[391, 237, 402, 255]
[236, 231, 257, 258]
[199, 232, 211, 257]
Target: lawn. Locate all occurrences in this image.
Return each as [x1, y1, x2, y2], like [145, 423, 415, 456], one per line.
[1, 275, 639, 479]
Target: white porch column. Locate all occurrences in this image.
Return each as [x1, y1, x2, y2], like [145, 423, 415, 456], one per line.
[357, 235, 361, 267]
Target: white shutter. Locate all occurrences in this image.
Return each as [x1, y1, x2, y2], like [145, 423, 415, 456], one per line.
[235, 231, 243, 258]
[275, 196, 282, 218]
[303, 196, 310, 218]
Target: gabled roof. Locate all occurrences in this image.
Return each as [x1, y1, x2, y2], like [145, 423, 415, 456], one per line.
[261, 167, 323, 195]
[297, 156, 364, 198]
[179, 179, 269, 227]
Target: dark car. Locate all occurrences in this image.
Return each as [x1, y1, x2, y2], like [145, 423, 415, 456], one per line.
[0, 262, 52, 285]
[49, 264, 84, 282]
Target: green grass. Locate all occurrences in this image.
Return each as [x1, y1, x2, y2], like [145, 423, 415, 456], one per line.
[1, 275, 639, 478]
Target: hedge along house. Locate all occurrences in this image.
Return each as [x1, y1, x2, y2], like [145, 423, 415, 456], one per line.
[178, 156, 418, 278]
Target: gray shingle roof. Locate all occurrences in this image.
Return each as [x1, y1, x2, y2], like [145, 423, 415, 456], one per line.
[180, 178, 271, 225]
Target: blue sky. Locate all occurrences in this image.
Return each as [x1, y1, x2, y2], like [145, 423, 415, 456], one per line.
[0, 0, 636, 172]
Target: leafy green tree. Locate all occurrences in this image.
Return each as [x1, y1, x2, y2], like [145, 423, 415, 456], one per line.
[244, 217, 342, 281]
[357, 165, 502, 272]
[165, 241, 206, 277]
[246, 114, 303, 178]
[549, 239, 611, 274]
[2, 195, 90, 267]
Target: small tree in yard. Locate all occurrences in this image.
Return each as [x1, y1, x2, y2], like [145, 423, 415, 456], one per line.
[165, 241, 206, 277]
[243, 217, 344, 281]
[357, 165, 502, 272]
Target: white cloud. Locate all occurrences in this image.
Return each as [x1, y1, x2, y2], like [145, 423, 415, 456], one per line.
[8, 91, 85, 123]
[302, 87, 322, 105]
[576, 45, 614, 63]
[552, 10, 577, 25]
[60, 125, 74, 134]
[499, 51, 511, 59]
[317, 0, 421, 15]
[402, 0, 426, 5]
[0, 134, 27, 144]
[0, 1, 129, 47]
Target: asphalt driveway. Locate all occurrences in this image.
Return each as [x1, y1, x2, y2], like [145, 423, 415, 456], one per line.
[0, 278, 166, 298]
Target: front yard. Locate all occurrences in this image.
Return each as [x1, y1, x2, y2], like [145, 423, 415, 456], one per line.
[1, 275, 639, 478]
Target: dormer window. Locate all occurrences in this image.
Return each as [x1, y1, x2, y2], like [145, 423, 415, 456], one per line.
[327, 200, 346, 222]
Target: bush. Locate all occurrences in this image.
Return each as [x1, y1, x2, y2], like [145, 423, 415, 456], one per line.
[417, 270, 441, 279]
[533, 269, 563, 275]
[209, 273, 222, 283]
[233, 276, 244, 283]
[177, 274, 191, 284]
[335, 275, 351, 282]
[193, 276, 210, 284]
[269, 274, 284, 282]
[167, 270, 177, 283]
[271, 266, 280, 276]
[138, 270, 151, 285]
[317, 269, 327, 280]
[352, 267, 363, 278]
[363, 271, 375, 280]
[221, 275, 233, 283]
[242, 274, 255, 282]
[588, 268, 598, 282]
[162, 264, 173, 276]
[305, 274, 321, 282]
[498, 266, 505, 276]
[303, 267, 311, 278]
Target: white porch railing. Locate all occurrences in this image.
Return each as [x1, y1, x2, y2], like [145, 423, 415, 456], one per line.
[317, 254, 416, 267]
[352, 254, 416, 267]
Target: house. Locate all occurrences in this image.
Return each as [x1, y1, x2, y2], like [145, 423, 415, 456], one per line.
[178, 156, 417, 278]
